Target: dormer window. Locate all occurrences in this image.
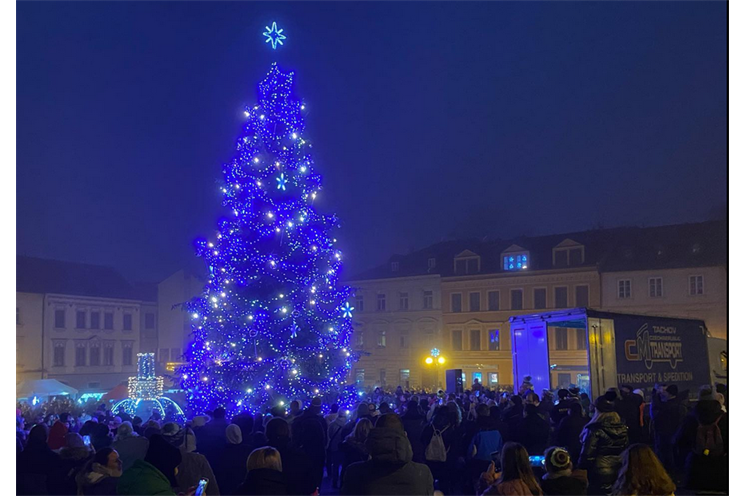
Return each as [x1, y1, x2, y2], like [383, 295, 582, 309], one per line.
[391, 261, 399, 272]
[503, 253, 529, 271]
[553, 239, 585, 267]
[454, 250, 480, 275]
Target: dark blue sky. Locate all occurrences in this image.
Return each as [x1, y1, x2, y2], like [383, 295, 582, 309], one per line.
[17, 2, 727, 284]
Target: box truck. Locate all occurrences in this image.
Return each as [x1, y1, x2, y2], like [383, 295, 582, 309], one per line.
[509, 308, 726, 399]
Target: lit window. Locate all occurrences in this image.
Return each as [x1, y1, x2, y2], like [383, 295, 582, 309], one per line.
[503, 253, 529, 271]
[489, 329, 500, 351]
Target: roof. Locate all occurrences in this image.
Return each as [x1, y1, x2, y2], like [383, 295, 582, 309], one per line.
[349, 220, 726, 281]
[16, 256, 140, 300]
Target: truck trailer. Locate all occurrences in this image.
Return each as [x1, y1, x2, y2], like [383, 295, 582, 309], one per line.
[509, 308, 726, 400]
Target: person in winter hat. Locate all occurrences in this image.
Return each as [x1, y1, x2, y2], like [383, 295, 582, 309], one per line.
[540, 446, 588, 496]
[341, 413, 434, 495]
[216, 424, 253, 496]
[117, 434, 181, 495]
[162, 422, 220, 496]
[56, 432, 94, 495]
[76, 447, 123, 495]
[578, 394, 629, 495]
[112, 421, 149, 471]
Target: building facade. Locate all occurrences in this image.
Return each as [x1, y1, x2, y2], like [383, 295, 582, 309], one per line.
[16, 257, 153, 393]
[156, 270, 204, 374]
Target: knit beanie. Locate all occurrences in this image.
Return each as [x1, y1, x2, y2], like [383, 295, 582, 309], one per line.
[544, 447, 572, 473]
[226, 424, 242, 445]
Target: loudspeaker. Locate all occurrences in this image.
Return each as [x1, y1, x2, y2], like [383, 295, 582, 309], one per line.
[445, 369, 464, 394]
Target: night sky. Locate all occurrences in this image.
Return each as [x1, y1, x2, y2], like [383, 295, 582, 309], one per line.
[17, 2, 727, 284]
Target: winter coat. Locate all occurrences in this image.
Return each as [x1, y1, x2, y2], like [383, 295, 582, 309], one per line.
[112, 435, 149, 471]
[519, 411, 551, 456]
[215, 442, 252, 496]
[194, 419, 229, 468]
[651, 394, 686, 439]
[556, 414, 588, 464]
[675, 400, 728, 492]
[540, 472, 587, 495]
[340, 427, 434, 495]
[327, 417, 348, 452]
[615, 395, 643, 442]
[480, 479, 542, 496]
[55, 446, 93, 495]
[174, 449, 220, 496]
[16, 439, 62, 495]
[117, 459, 176, 495]
[401, 410, 427, 463]
[234, 468, 288, 496]
[269, 437, 317, 496]
[76, 462, 121, 496]
[578, 416, 628, 491]
[550, 400, 575, 426]
[291, 410, 328, 460]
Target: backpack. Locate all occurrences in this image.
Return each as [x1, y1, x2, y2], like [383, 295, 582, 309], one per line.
[694, 415, 724, 457]
[425, 425, 449, 462]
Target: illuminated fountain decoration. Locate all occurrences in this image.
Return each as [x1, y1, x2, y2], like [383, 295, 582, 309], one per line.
[113, 353, 185, 422]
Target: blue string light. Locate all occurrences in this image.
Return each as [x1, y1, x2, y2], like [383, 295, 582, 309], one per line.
[179, 63, 358, 416]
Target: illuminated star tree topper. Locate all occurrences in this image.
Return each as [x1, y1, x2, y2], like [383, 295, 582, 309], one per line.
[263, 21, 286, 50]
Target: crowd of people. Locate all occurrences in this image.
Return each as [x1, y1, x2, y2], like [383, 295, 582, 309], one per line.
[16, 378, 728, 496]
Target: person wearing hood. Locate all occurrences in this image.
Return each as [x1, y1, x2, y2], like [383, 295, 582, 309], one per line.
[112, 421, 149, 471]
[540, 447, 587, 496]
[234, 447, 287, 495]
[17, 424, 62, 495]
[76, 448, 122, 495]
[162, 422, 220, 496]
[341, 413, 434, 495]
[55, 433, 94, 495]
[675, 386, 728, 492]
[118, 434, 182, 495]
[265, 417, 316, 496]
[48, 413, 71, 450]
[578, 394, 629, 495]
[215, 424, 252, 496]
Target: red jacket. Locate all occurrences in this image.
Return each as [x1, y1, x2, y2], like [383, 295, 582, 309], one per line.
[47, 421, 68, 450]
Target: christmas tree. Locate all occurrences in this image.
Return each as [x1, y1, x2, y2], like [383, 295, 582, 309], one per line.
[179, 30, 357, 415]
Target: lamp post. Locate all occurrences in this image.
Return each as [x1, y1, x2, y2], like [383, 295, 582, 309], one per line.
[425, 348, 446, 390]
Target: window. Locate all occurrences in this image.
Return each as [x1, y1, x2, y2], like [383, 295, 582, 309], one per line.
[452, 330, 463, 351]
[618, 280, 631, 299]
[355, 369, 365, 384]
[90, 311, 100, 329]
[489, 372, 499, 385]
[89, 342, 101, 366]
[467, 258, 479, 274]
[555, 328, 568, 350]
[534, 288, 547, 310]
[391, 261, 399, 272]
[55, 309, 66, 328]
[470, 329, 481, 351]
[400, 369, 410, 388]
[487, 291, 500, 311]
[428, 258, 436, 269]
[557, 373, 571, 388]
[400, 334, 409, 348]
[569, 248, 583, 265]
[76, 311, 86, 329]
[469, 292, 481, 312]
[75, 343, 86, 366]
[576, 328, 587, 350]
[510, 289, 523, 310]
[379, 369, 386, 385]
[488, 329, 500, 351]
[503, 253, 529, 271]
[104, 312, 114, 330]
[649, 277, 663, 298]
[53, 341, 66, 367]
[171, 348, 181, 361]
[473, 372, 483, 384]
[123, 313, 133, 331]
[455, 256, 480, 275]
[159, 348, 169, 363]
[16, 307, 21, 326]
[451, 293, 462, 313]
[145, 313, 156, 329]
[376, 294, 386, 311]
[689, 275, 704, 296]
[122, 341, 133, 366]
[555, 287, 568, 308]
[399, 292, 409, 310]
[377, 330, 386, 348]
[104, 342, 115, 366]
[355, 295, 364, 313]
[555, 247, 583, 267]
[423, 290, 433, 309]
[575, 286, 589, 307]
[355, 330, 364, 349]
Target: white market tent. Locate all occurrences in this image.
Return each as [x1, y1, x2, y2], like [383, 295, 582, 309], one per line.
[17, 379, 79, 399]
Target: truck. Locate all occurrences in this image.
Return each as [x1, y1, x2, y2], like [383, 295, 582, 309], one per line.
[509, 308, 727, 400]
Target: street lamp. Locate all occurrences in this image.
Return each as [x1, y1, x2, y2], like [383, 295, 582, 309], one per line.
[424, 348, 445, 390]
